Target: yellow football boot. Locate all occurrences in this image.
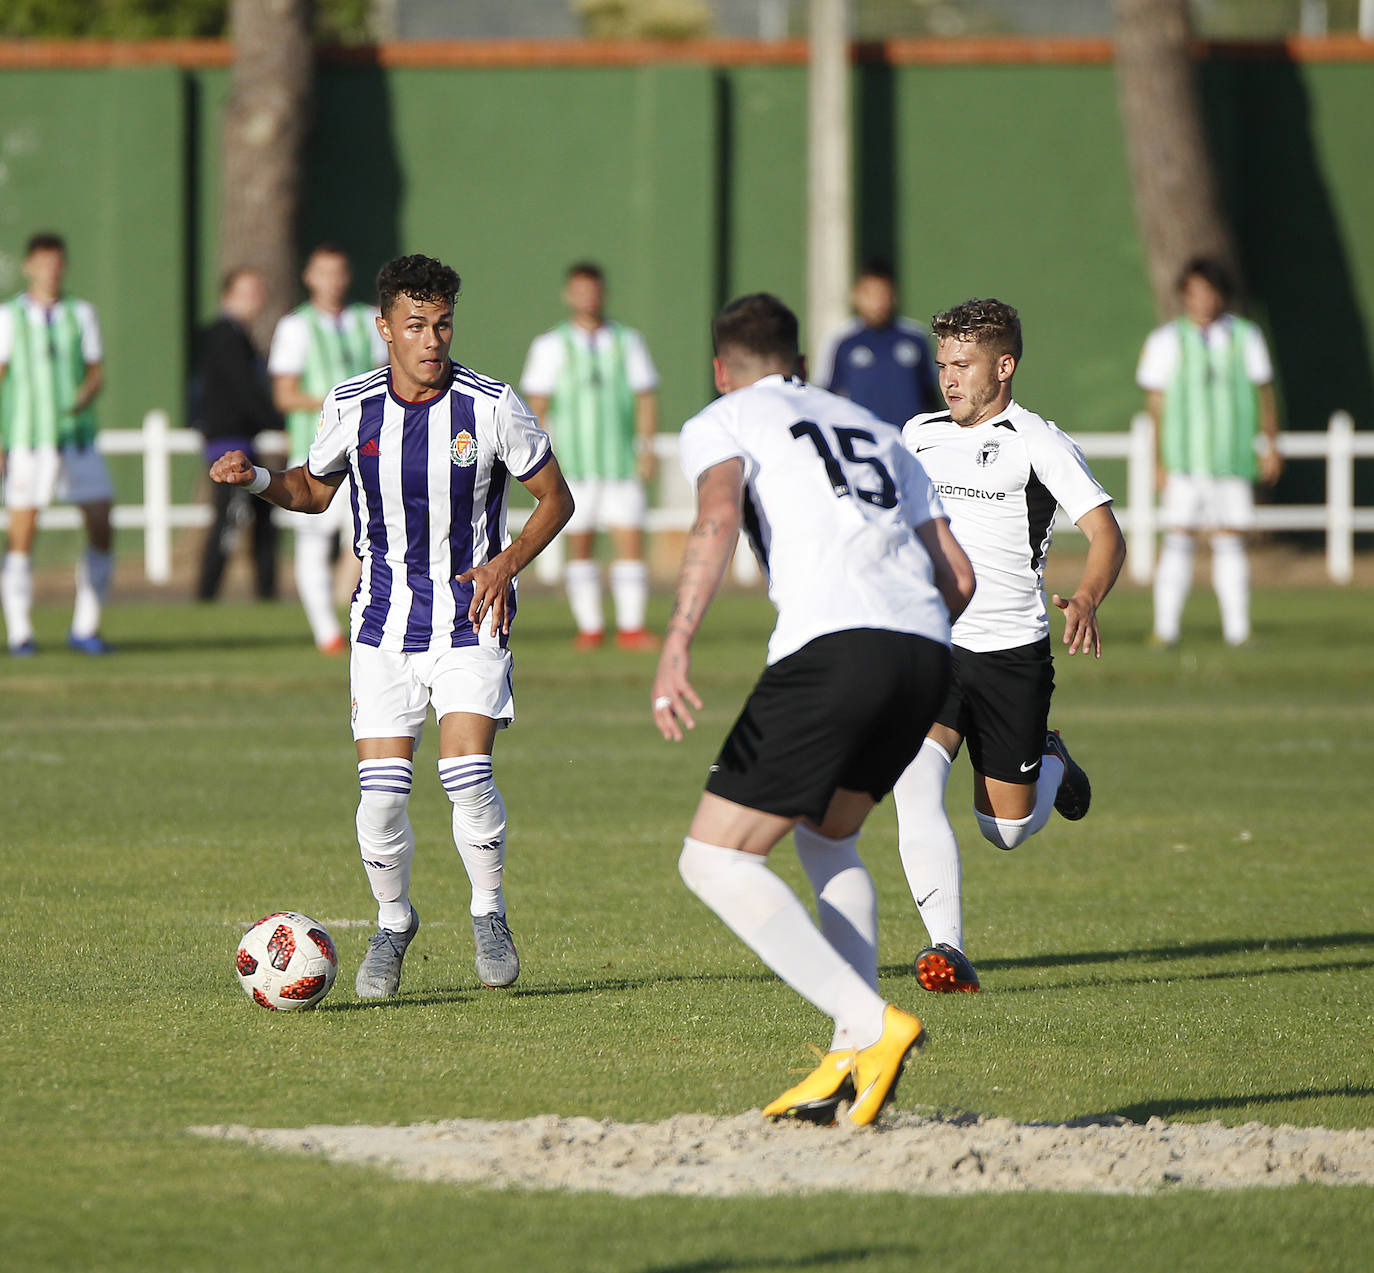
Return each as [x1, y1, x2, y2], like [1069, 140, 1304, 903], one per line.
[762, 1049, 855, 1125]
[847, 1005, 925, 1127]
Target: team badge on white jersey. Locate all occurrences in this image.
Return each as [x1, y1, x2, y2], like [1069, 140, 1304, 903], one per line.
[976, 439, 1001, 467]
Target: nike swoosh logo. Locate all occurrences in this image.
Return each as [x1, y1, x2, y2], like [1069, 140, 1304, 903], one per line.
[853, 1075, 882, 1108]
[1020, 760, 1038, 772]
[914, 446, 935, 453]
[916, 889, 938, 907]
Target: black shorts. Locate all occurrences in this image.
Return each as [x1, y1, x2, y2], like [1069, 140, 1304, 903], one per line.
[935, 638, 1054, 784]
[705, 628, 951, 824]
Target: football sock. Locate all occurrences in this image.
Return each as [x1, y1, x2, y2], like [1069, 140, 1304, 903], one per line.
[892, 738, 963, 952]
[1211, 532, 1250, 646]
[356, 759, 415, 931]
[295, 526, 342, 648]
[609, 558, 649, 633]
[793, 824, 878, 1051]
[679, 837, 889, 1052]
[70, 547, 113, 640]
[440, 754, 507, 917]
[1153, 531, 1194, 643]
[2, 550, 35, 646]
[564, 559, 603, 635]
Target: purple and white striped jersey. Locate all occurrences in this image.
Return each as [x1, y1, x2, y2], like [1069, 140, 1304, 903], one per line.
[307, 362, 552, 653]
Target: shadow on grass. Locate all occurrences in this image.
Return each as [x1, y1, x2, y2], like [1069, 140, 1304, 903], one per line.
[641, 1249, 920, 1273]
[509, 970, 780, 1000]
[1101, 1087, 1374, 1124]
[956, 956, 1374, 995]
[910, 931, 1374, 976]
[317, 990, 475, 1012]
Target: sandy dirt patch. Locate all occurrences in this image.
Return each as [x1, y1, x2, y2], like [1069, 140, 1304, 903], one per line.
[192, 1110, 1374, 1197]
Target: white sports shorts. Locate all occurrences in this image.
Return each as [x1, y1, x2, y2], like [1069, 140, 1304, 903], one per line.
[350, 643, 514, 742]
[1160, 473, 1254, 532]
[4, 444, 115, 509]
[564, 477, 646, 534]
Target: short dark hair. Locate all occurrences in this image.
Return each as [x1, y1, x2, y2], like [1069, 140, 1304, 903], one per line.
[931, 297, 1022, 362]
[711, 293, 800, 365]
[857, 258, 896, 284]
[308, 242, 349, 262]
[566, 261, 604, 283]
[376, 254, 462, 316]
[1177, 256, 1233, 303]
[25, 232, 66, 257]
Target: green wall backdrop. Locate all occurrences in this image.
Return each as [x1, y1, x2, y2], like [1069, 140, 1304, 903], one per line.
[1, 45, 1370, 510]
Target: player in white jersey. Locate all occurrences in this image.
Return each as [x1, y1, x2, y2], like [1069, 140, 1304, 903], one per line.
[894, 299, 1126, 994]
[652, 293, 974, 1127]
[211, 254, 574, 996]
[269, 244, 386, 654]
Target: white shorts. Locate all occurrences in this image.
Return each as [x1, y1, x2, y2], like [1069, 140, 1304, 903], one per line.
[350, 643, 514, 741]
[564, 477, 646, 534]
[1160, 474, 1254, 532]
[4, 444, 115, 510]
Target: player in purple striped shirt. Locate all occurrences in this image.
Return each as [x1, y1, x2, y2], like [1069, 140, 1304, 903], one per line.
[211, 254, 574, 997]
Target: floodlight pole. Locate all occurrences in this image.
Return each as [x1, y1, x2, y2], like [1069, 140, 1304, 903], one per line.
[807, 0, 853, 367]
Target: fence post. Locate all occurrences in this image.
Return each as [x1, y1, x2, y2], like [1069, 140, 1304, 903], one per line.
[142, 409, 173, 585]
[1127, 412, 1155, 583]
[1326, 411, 1355, 584]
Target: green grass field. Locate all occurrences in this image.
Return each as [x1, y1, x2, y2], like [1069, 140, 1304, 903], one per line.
[1, 577, 1371, 1271]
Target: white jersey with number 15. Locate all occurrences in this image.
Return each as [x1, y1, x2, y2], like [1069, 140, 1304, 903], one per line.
[679, 373, 952, 666]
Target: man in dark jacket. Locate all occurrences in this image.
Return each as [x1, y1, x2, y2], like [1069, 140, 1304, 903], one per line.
[195, 268, 281, 600]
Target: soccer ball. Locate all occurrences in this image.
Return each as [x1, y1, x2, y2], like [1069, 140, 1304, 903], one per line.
[235, 911, 338, 1011]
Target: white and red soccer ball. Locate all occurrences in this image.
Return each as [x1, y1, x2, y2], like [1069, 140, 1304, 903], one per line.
[235, 911, 338, 1011]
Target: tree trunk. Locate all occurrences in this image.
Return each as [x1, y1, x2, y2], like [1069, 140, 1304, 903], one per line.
[220, 0, 314, 348]
[1114, 0, 1241, 318]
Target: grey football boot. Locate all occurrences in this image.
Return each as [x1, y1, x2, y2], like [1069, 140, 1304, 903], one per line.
[355, 907, 420, 998]
[472, 913, 520, 988]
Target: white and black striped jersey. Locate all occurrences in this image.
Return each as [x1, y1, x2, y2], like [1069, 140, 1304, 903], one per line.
[679, 373, 951, 666]
[902, 400, 1110, 653]
[307, 362, 552, 653]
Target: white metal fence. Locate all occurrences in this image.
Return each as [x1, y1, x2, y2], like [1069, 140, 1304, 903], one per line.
[2, 409, 1369, 586]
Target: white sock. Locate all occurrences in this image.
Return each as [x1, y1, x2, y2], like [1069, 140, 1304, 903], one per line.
[793, 825, 878, 1051]
[1153, 531, 1194, 642]
[609, 558, 649, 633]
[71, 547, 113, 640]
[296, 526, 342, 647]
[565, 559, 603, 635]
[679, 837, 889, 1051]
[892, 738, 963, 952]
[975, 749, 1066, 850]
[440, 754, 507, 916]
[2, 551, 34, 647]
[356, 759, 415, 930]
[1211, 533, 1250, 646]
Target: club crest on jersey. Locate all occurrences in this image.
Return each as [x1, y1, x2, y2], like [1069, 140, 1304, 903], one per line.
[976, 439, 1001, 467]
[451, 430, 477, 467]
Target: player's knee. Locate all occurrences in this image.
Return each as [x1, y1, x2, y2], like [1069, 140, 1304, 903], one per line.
[356, 760, 413, 839]
[679, 836, 742, 896]
[975, 809, 1034, 851]
[439, 756, 506, 841]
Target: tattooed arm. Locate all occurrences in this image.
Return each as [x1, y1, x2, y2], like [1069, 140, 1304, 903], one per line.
[651, 458, 745, 742]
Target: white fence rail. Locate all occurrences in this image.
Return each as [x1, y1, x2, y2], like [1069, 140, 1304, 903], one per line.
[2, 409, 1369, 585]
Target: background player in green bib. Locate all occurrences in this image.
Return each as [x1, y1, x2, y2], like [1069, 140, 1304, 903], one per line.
[1136, 257, 1282, 647]
[269, 244, 386, 653]
[0, 232, 115, 656]
[521, 262, 659, 651]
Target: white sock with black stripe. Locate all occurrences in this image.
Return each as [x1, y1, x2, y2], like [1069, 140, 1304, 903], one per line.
[440, 754, 507, 917]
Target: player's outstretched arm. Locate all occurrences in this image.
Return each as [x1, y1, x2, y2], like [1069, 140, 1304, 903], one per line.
[1053, 503, 1126, 658]
[459, 454, 575, 637]
[652, 459, 744, 742]
[914, 516, 976, 622]
[209, 449, 341, 515]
